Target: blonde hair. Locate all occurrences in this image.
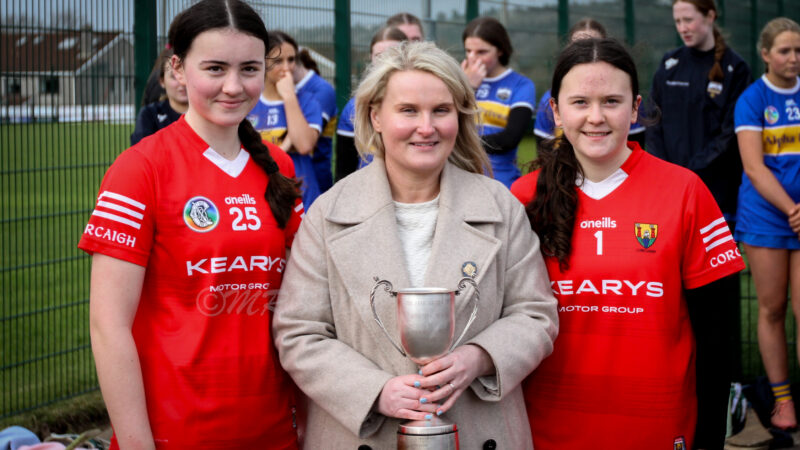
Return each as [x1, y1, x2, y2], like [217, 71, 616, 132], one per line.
[760, 17, 800, 52]
[353, 41, 490, 175]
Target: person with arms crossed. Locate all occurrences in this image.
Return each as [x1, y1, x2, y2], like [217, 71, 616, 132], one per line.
[734, 17, 800, 430]
[274, 42, 558, 449]
[80, 1, 303, 447]
[511, 38, 745, 449]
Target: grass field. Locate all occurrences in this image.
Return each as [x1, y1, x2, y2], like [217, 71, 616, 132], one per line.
[0, 123, 794, 426]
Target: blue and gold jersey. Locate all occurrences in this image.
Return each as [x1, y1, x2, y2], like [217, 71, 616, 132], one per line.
[248, 92, 323, 208]
[296, 71, 337, 192]
[475, 69, 535, 188]
[734, 74, 800, 238]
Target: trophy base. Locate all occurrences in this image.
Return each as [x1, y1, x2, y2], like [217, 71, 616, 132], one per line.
[397, 416, 458, 450]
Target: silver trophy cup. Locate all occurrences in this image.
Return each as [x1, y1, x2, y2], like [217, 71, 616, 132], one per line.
[370, 276, 480, 450]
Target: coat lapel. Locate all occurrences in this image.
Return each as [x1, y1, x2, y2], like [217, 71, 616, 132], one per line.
[326, 160, 410, 359]
[423, 163, 503, 318]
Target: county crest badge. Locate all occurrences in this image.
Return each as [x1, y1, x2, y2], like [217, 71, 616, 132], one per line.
[673, 436, 686, 450]
[635, 223, 658, 249]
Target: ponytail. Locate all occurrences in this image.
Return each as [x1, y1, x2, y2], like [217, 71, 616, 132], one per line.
[237, 120, 302, 228]
[297, 48, 320, 74]
[708, 26, 726, 82]
[525, 135, 581, 271]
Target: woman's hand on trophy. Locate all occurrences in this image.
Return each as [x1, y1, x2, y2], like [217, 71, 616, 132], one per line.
[418, 344, 494, 414]
[376, 374, 442, 420]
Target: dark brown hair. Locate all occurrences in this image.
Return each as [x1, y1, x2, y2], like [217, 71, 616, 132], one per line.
[386, 12, 424, 38]
[462, 16, 513, 66]
[673, 0, 726, 82]
[169, 0, 300, 227]
[370, 25, 408, 55]
[526, 38, 639, 270]
[568, 18, 607, 42]
[297, 47, 320, 74]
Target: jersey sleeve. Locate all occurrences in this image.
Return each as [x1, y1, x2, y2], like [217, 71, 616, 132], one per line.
[734, 82, 763, 133]
[266, 142, 303, 247]
[510, 171, 539, 206]
[77, 148, 156, 266]
[336, 99, 355, 137]
[534, 92, 555, 139]
[511, 76, 536, 111]
[298, 91, 323, 133]
[681, 176, 746, 289]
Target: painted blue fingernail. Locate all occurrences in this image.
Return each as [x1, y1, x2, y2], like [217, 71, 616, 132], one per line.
[437, 410, 443, 416]
[418, 369, 423, 375]
[420, 397, 428, 404]
[414, 381, 421, 388]
[425, 414, 433, 420]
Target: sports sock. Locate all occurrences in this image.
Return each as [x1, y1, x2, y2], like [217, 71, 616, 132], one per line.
[771, 380, 793, 403]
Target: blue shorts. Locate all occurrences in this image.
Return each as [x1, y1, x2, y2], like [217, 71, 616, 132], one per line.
[735, 231, 800, 250]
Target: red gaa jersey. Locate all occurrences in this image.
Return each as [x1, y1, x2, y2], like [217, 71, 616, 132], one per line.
[79, 117, 302, 449]
[511, 143, 744, 450]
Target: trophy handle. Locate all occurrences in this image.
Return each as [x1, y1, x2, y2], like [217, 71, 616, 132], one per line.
[450, 277, 480, 351]
[370, 277, 406, 357]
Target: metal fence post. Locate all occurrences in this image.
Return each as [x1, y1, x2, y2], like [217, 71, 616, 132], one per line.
[558, 0, 568, 43]
[334, 0, 352, 112]
[134, 0, 158, 108]
[749, 0, 758, 79]
[466, 0, 479, 22]
[625, 0, 635, 46]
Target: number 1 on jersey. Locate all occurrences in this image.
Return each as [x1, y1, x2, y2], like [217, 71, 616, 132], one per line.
[594, 230, 603, 255]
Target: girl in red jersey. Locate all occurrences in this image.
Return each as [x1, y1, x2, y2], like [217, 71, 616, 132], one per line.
[78, 0, 302, 448]
[511, 38, 745, 449]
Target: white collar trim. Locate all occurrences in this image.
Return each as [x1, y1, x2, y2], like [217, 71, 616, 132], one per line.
[762, 74, 800, 95]
[577, 168, 629, 200]
[203, 147, 250, 178]
[483, 68, 512, 82]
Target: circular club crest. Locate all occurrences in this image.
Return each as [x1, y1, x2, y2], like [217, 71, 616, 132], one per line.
[183, 196, 219, 232]
[764, 106, 780, 125]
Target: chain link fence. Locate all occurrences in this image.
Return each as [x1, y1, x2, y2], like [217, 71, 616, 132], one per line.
[2, 0, 798, 421]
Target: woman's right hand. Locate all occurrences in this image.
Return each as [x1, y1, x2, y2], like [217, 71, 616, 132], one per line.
[376, 374, 441, 421]
[788, 203, 800, 236]
[461, 58, 487, 90]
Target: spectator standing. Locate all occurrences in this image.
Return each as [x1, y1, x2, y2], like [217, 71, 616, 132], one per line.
[130, 47, 188, 145]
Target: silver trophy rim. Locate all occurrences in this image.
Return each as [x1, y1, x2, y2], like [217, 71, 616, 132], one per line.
[396, 287, 453, 294]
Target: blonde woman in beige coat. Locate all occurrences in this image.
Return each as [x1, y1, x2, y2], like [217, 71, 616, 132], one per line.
[273, 42, 558, 449]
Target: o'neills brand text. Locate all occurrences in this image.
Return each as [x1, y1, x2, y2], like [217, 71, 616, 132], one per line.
[580, 217, 617, 229]
[186, 255, 285, 276]
[84, 224, 136, 247]
[225, 194, 257, 205]
[551, 279, 664, 297]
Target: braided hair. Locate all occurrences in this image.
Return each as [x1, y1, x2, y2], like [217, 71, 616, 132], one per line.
[169, 0, 301, 228]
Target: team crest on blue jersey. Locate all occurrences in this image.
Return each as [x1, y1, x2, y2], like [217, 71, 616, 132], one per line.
[673, 436, 686, 450]
[764, 106, 780, 125]
[496, 87, 512, 101]
[635, 223, 658, 249]
[183, 196, 219, 233]
[247, 114, 259, 128]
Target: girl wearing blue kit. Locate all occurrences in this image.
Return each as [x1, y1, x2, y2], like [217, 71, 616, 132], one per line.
[461, 17, 535, 188]
[294, 49, 337, 193]
[249, 31, 322, 208]
[734, 17, 800, 430]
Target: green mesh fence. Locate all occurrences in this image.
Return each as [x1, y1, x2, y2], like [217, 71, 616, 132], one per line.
[1, 0, 798, 421]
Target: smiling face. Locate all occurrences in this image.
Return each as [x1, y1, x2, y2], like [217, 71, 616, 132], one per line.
[172, 28, 265, 132]
[267, 41, 296, 85]
[370, 70, 458, 183]
[673, 1, 716, 51]
[763, 31, 800, 87]
[552, 61, 640, 181]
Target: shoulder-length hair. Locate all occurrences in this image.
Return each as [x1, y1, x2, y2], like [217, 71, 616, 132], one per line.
[353, 41, 490, 175]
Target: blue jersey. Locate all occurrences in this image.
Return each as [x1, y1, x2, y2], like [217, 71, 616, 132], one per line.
[248, 91, 323, 208]
[296, 71, 337, 192]
[475, 69, 535, 187]
[534, 90, 645, 140]
[336, 97, 373, 169]
[734, 75, 800, 240]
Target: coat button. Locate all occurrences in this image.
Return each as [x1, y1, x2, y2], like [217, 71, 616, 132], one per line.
[358, 446, 372, 450]
[483, 439, 497, 450]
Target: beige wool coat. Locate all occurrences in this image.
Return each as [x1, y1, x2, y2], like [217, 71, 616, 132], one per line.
[274, 159, 558, 449]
